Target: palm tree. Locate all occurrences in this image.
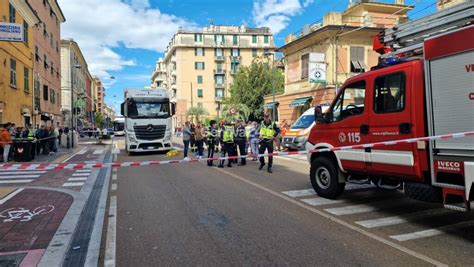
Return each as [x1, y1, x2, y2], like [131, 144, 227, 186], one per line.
[186, 106, 208, 122]
[221, 103, 251, 122]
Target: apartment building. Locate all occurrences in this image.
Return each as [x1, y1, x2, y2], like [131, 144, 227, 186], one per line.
[152, 25, 275, 127]
[94, 76, 105, 114]
[60, 39, 88, 128]
[264, 0, 411, 123]
[30, 0, 65, 127]
[0, 0, 39, 126]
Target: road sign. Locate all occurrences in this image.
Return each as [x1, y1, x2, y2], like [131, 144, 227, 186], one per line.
[0, 23, 23, 42]
[229, 107, 237, 115]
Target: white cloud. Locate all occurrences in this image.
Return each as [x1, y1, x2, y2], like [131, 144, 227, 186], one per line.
[252, 0, 314, 34]
[58, 0, 196, 81]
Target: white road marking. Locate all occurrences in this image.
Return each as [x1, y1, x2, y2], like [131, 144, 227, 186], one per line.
[76, 169, 92, 173]
[0, 180, 34, 184]
[213, 167, 446, 266]
[72, 173, 90, 177]
[390, 220, 474, 242]
[104, 196, 117, 267]
[0, 171, 47, 175]
[301, 197, 345, 206]
[356, 209, 451, 229]
[0, 175, 40, 179]
[68, 177, 88, 181]
[281, 189, 315, 198]
[63, 182, 85, 187]
[112, 148, 120, 154]
[62, 147, 88, 162]
[93, 149, 104, 155]
[0, 188, 24, 205]
[324, 200, 402, 216]
[112, 174, 117, 181]
[111, 183, 117, 191]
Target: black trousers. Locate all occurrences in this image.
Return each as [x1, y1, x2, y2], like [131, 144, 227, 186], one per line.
[220, 142, 234, 167]
[259, 139, 274, 167]
[236, 140, 247, 165]
[207, 142, 215, 165]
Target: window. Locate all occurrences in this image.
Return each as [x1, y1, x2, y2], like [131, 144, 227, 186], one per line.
[9, 3, 15, 23]
[252, 35, 257, 44]
[301, 54, 309, 79]
[329, 80, 366, 122]
[44, 55, 48, 69]
[216, 63, 222, 71]
[51, 62, 54, 75]
[197, 89, 203, 98]
[231, 48, 240, 57]
[50, 89, 55, 103]
[374, 72, 406, 113]
[215, 89, 224, 98]
[43, 85, 49, 101]
[252, 49, 257, 57]
[50, 33, 53, 47]
[231, 63, 239, 74]
[215, 75, 224, 85]
[215, 48, 223, 57]
[10, 58, 17, 87]
[197, 75, 203, 84]
[195, 62, 205, 70]
[350, 46, 367, 73]
[24, 67, 29, 93]
[43, 24, 47, 37]
[35, 46, 39, 62]
[56, 41, 59, 53]
[23, 21, 28, 44]
[264, 35, 269, 44]
[195, 47, 205, 56]
[194, 33, 203, 42]
[233, 35, 238, 45]
[215, 34, 224, 44]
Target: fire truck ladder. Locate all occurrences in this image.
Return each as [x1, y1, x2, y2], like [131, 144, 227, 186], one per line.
[380, 0, 474, 59]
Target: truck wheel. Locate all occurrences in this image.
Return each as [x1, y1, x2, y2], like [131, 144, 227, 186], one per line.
[404, 182, 442, 203]
[310, 157, 345, 199]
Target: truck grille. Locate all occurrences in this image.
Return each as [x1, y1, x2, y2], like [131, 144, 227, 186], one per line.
[134, 125, 166, 140]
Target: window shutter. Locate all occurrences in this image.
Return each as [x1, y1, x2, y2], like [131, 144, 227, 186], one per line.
[202, 48, 205, 56]
[195, 48, 197, 56]
[202, 62, 205, 70]
[194, 62, 198, 69]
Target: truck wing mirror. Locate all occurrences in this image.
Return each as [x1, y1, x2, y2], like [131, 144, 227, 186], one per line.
[120, 103, 125, 116]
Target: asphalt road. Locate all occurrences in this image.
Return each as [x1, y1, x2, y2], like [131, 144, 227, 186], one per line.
[108, 139, 474, 266]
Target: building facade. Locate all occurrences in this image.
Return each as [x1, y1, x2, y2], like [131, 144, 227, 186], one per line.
[30, 0, 65, 127]
[152, 25, 276, 127]
[264, 0, 411, 124]
[60, 39, 88, 129]
[93, 76, 105, 114]
[0, 0, 39, 126]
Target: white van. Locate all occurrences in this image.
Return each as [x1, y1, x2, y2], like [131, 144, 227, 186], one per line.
[282, 106, 329, 150]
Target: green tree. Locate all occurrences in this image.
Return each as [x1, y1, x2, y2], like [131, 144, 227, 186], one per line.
[186, 106, 208, 122]
[95, 112, 105, 129]
[228, 59, 284, 121]
[221, 103, 251, 122]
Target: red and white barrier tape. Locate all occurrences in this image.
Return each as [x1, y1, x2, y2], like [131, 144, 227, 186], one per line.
[0, 131, 473, 171]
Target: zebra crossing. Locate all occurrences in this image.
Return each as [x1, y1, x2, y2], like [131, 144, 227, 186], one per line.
[282, 185, 474, 243]
[0, 170, 47, 184]
[63, 169, 94, 188]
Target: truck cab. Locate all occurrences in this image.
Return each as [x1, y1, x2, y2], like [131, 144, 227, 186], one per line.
[121, 89, 174, 154]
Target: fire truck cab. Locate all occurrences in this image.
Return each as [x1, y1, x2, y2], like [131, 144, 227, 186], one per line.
[306, 2, 474, 211]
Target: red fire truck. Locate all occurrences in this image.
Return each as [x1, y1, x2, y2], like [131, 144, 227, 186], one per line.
[306, 2, 474, 211]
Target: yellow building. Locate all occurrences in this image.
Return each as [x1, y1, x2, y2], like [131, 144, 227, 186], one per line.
[0, 0, 40, 126]
[265, 0, 411, 123]
[152, 25, 276, 127]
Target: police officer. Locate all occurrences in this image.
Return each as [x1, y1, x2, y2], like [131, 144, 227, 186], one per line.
[207, 120, 219, 166]
[259, 112, 279, 173]
[234, 119, 247, 166]
[218, 121, 235, 168]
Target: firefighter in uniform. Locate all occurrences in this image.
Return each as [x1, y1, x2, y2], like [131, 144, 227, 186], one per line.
[218, 121, 235, 168]
[259, 112, 279, 173]
[207, 120, 219, 166]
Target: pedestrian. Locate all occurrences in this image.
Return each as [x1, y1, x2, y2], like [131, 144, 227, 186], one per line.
[40, 125, 50, 155]
[194, 122, 205, 159]
[259, 112, 279, 173]
[35, 125, 43, 155]
[234, 120, 247, 166]
[0, 123, 12, 163]
[218, 121, 234, 168]
[249, 121, 260, 161]
[206, 120, 219, 166]
[48, 126, 55, 154]
[182, 121, 192, 160]
[274, 121, 282, 151]
[53, 125, 60, 152]
[190, 123, 196, 154]
[58, 124, 63, 147]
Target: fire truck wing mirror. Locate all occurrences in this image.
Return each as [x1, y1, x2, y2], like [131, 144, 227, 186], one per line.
[120, 103, 125, 116]
[314, 105, 325, 123]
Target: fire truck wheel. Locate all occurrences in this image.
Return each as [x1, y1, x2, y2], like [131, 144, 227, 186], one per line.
[310, 157, 345, 199]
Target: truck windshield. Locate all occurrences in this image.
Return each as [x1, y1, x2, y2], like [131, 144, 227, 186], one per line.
[127, 100, 170, 119]
[114, 122, 124, 131]
[291, 115, 314, 129]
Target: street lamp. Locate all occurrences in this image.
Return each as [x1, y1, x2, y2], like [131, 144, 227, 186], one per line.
[264, 50, 276, 121]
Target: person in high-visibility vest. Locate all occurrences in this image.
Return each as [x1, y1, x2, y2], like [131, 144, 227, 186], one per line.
[218, 121, 235, 168]
[259, 112, 279, 173]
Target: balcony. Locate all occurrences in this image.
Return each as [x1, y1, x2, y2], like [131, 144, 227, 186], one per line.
[213, 69, 226, 75]
[230, 69, 238, 75]
[215, 83, 225, 89]
[214, 55, 225, 62]
[171, 56, 176, 62]
[171, 70, 177, 76]
[230, 56, 241, 63]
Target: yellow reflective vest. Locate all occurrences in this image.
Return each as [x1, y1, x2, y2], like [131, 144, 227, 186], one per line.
[260, 122, 275, 140]
[223, 126, 234, 142]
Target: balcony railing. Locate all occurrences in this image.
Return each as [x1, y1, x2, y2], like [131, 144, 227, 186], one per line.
[230, 56, 241, 62]
[213, 69, 226, 75]
[215, 83, 225, 89]
[214, 55, 225, 61]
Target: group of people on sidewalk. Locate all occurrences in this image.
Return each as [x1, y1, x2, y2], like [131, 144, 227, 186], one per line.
[0, 122, 68, 163]
[181, 112, 283, 173]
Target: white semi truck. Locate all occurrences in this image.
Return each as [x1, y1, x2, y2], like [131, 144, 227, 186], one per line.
[121, 89, 174, 154]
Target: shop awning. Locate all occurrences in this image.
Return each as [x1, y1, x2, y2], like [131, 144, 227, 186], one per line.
[264, 102, 278, 109]
[289, 97, 312, 107]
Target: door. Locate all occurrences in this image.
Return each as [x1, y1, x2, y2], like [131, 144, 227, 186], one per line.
[320, 79, 369, 173]
[367, 69, 419, 178]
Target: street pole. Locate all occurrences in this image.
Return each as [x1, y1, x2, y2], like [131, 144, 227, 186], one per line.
[70, 43, 74, 148]
[271, 53, 276, 121]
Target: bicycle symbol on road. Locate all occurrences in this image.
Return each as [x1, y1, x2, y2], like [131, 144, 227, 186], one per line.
[0, 205, 55, 222]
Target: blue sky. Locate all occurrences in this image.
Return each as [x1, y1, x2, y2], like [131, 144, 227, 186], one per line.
[59, 0, 437, 112]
